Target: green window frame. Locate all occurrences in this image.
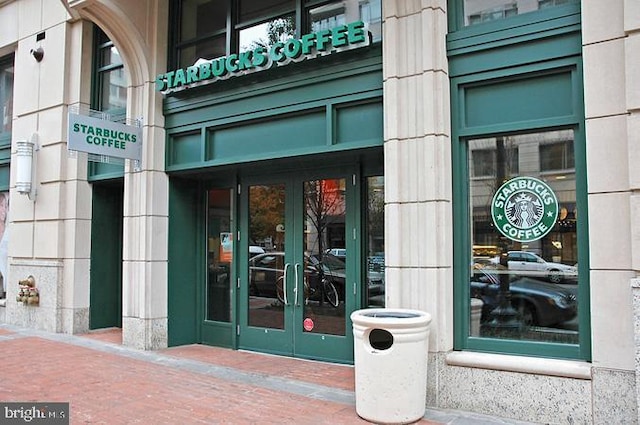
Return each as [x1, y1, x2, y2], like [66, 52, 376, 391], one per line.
[448, 0, 590, 360]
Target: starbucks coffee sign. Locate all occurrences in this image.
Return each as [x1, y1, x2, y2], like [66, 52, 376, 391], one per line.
[155, 21, 370, 94]
[67, 113, 142, 161]
[491, 177, 558, 243]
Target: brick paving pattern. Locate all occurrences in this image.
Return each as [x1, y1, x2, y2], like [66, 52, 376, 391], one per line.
[0, 326, 440, 425]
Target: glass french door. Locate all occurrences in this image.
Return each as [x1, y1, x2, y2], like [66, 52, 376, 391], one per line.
[238, 170, 356, 363]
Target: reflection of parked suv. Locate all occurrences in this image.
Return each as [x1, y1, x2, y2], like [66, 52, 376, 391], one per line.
[506, 251, 577, 284]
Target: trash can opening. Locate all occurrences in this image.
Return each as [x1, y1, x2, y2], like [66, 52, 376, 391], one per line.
[369, 328, 393, 350]
[361, 311, 422, 319]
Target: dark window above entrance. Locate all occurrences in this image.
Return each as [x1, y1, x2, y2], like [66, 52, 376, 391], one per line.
[171, 0, 382, 69]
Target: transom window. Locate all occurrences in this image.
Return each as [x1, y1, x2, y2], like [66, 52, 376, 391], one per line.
[462, 0, 579, 27]
[173, 0, 381, 68]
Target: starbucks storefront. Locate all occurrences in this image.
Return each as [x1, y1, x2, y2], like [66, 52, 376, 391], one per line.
[162, 6, 385, 363]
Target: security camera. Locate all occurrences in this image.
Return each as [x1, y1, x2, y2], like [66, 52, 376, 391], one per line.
[30, 47, 44, 62]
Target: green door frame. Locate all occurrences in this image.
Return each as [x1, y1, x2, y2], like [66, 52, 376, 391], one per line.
[237, 165, 360, 363]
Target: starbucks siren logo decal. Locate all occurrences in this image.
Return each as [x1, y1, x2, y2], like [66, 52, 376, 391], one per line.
[491, 176, 558, 243]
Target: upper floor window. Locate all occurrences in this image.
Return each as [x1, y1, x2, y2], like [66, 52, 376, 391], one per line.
[93, 28, 126, 115]
[0, 56, 14, 141]
[540, 139, 574, 172]
[173, 0, 381, 68]
[471, 139, 518, 178]
[462, 0, 578, 27]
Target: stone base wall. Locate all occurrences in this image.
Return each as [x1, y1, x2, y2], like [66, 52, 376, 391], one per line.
[5, 260, 65, 333]
[426, 352, 637, 424]
[122, 316, 167, 350]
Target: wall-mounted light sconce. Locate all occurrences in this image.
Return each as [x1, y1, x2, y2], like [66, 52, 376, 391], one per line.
[16, 133, 39, 201]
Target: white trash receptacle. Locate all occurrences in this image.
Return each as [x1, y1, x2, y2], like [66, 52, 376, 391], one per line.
[351, 308, 432, 424]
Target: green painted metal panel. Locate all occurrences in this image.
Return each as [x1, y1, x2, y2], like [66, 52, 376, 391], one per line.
[465, 71, 573, 129]
[88, 162, 124, 181]
[208, 111, 325, 161]
[0, 141, 10, 161]
[168, 178, 203, 346]
[0, 164, 8, 191]
[449, 30, 581, 79]
[201, 322, 233, 348]
[165, 68, 383, 130]
[163, 49, 382, 122]
[336, 102, 383, 145]
[163, 49, 383, 172]
[89, 183, 123, 329]
[169, 131, 202, 166]
[0, 137, 10, 190]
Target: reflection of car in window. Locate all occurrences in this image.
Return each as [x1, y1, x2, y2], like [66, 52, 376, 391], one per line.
[506, 251, 577, 284]
[248, 252, 384, 306]
[249, 245, 266, 258]
[471, 263, 577, 327]
[325, 248, 346, 259]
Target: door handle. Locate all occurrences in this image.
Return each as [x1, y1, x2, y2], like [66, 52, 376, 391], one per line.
[282, 263, 290, 306]
[294, 262, 301, 307]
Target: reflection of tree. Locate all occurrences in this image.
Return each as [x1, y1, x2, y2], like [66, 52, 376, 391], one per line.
[471, 136, 517, 247]
[305, 180, 344, 257]
[247, 16, 295, 50]
[367, 187, 384, 253]
[249, 186, 285, 246]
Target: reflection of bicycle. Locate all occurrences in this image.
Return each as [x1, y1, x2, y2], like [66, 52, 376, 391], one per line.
[275, 265, 339, 308]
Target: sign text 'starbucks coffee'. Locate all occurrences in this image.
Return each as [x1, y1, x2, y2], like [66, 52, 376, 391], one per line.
[491, 176, 558, 243]
[67, 113, 142, 161]
[156, 21, 370, 93]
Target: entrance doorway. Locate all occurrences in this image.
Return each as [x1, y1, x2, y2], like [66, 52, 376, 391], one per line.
[238, 169, 355, 362]
[89, 182, 123, 329]
[184, 153, 385, 363]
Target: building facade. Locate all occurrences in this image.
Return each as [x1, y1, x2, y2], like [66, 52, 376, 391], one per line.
[0, 0, 638, 423]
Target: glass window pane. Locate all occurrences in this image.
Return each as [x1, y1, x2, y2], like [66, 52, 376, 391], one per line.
[469, 130, 578, 344]
[302, 178, 346, 335]
[181, 0, 228, 42]
[239, 0, 294, 23]
[239, 15, 295, 52]
[207, 189, 234, 322]
[365, 176, 385, 308]
[179, 35, 227, 67]
[463, 0, 579, 27]
[99, 45, 122, 68]
[1, 62, 14, 134]
[100, 68, 127, 111]
[309, 0, 381, 43]
[248, 184, 286, 329]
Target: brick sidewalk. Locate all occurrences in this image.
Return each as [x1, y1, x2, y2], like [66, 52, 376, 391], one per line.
[0, 326, 440, 425]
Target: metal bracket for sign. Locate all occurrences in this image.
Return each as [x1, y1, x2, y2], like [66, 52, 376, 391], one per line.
[67, 105, 142, 172]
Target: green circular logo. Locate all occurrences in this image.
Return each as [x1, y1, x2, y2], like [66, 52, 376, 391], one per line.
[491, 176, 558, 243]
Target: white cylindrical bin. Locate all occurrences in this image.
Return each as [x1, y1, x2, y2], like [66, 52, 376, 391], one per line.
[470, 298, 484, 337]
[351, 308, 432, 424]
